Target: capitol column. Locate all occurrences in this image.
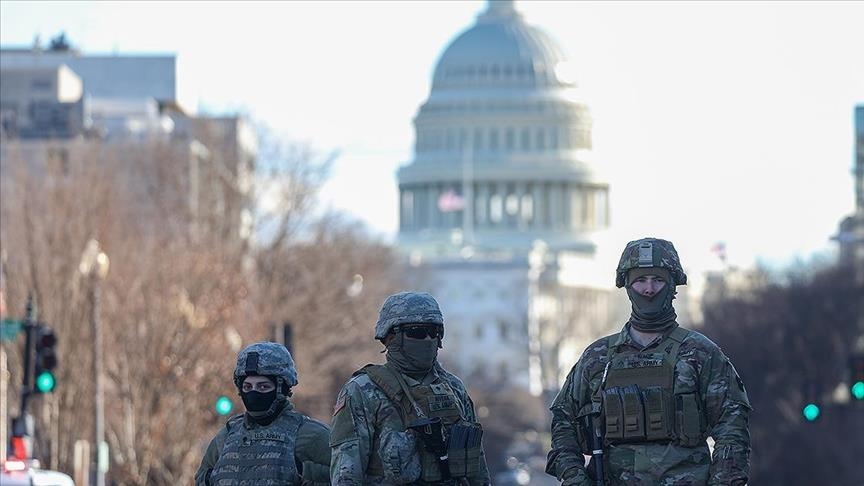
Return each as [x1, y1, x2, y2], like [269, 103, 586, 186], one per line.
[532, 182, 544, 229]
[476, 182, 489, 230]
[548, 182, 562, 230]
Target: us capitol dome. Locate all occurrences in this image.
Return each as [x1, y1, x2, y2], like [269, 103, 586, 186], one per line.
[397, 0, 609, 258]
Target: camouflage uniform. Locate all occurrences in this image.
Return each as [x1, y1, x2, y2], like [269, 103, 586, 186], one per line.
[330, 291, 491, 485]
[195, 342, 332, 486]
[546, 239, 751, 486]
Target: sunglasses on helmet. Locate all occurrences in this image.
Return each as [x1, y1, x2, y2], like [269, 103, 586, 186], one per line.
[400, 325, 443, 340]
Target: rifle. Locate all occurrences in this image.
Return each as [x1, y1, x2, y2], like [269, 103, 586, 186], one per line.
[583, 414, 606, 486]
[408, 416, 451, 479]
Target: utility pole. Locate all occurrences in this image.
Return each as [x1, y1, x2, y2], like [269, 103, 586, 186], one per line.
[80, 239, 109, 486]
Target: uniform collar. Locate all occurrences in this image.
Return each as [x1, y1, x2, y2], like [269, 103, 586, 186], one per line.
[612, 323, 671, 351]
[400, 367, 439, 386]
[242, 399, 293, 428]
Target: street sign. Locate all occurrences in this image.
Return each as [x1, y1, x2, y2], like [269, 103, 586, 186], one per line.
[98, 441, 109, 473]
[0, 319, 23, 341]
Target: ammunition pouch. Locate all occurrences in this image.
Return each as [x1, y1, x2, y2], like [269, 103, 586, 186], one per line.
[446, 422, 484, 478]
[411, 419, 484, 481]
[363, 365, 483, 482]
[600, 328, 705, 447]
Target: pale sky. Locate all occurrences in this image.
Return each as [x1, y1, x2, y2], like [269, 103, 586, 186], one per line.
[2, 0, 862, 278]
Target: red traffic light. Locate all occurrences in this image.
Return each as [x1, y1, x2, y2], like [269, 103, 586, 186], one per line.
[35, 325, 58, 370]
[38, 327, 57, 348]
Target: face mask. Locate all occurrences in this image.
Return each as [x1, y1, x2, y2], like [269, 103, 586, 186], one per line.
[386, 335, 439, 373]
[241, 389, 277, 413]
[626, 284, 677, 332]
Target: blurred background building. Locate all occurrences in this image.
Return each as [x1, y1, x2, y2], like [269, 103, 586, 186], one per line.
[0, 34, 255, 247]
[835, 104, 864, 269]
[396, 0, 643, 399]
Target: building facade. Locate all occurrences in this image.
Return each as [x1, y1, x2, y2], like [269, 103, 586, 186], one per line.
[0, 39, 255, 246]
[836, 105, 864, 270]
[397, 1, 627, 396]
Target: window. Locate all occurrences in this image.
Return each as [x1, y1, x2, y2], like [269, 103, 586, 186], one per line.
[489, 129, 499, 151]
[31, 80, 51, 91]
[505, 128, 515, 150]
[498, 320, 510, 340]
[475, 194, 487, 224]
[520, 128, 531, 150]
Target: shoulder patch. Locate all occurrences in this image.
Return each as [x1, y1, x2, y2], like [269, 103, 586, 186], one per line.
[333, 392, 347, 416]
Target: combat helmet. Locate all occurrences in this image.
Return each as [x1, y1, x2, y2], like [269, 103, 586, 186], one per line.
[374, 291, 444, 340]
[615, 237, 687, 288]
[233, 341, 298, 390]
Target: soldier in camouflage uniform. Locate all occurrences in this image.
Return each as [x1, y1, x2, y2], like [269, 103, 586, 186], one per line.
[195, 342, 331, 485]
[546, 238, 751, 486]
[330, 291, 491, 485]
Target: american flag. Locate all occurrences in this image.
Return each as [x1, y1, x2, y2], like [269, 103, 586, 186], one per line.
[710, 241, 727, 262]
[437, 189, 465, 213]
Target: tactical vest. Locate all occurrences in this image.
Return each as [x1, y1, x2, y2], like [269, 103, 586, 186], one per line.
[599, 327, 705, 447]
[209, 410, 304, 485]
[359, 364, 484, 483]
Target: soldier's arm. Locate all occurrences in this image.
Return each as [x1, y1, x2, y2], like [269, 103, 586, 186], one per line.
[546, 364, 592, 486]
[329, 381, 373, 486]
[194, 425, 228, 486]
[296, 416, 333, 485]
[702, 348, 752, 486]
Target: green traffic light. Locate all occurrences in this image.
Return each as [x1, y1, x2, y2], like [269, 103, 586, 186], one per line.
[852, 381, 864, 400]
[215, 396, 233, 416]
[802, 403, 821, 421]
[36, 371, 55, 393]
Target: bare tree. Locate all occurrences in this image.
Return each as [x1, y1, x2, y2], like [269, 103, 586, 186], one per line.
[0, 130, 407, 485]
[700, 263, 864, 485]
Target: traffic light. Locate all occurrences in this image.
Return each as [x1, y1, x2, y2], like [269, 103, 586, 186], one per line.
[215, 396, 233, 416]
[850, 354, 864, 401]
[33, 324, 57, 393]
[10, 413, 35, 459]
[802, 402, 821, 422]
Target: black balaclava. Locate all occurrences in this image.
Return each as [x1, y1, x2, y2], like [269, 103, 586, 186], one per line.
[626, 267, 678, 333]
[240, 376, 289, 425]
[385, 329, 440, 376]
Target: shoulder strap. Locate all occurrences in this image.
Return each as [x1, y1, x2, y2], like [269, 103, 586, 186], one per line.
[352, 363, 376, 378]
[668, 326, 690, 343]
[225, 414, 244, 432]
[663, 326, 691, 365]
[360, 364, 404, 403]
[361, 364, 430, 422]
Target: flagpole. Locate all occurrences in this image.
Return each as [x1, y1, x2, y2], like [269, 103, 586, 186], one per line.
[462, 131, 474, 246]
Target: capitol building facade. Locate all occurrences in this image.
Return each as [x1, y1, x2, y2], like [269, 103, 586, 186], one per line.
[397, 0, 628, 397]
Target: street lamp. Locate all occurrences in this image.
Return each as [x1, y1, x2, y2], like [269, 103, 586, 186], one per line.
[79, 239, 109, 486]
[527, 239, 547, 397]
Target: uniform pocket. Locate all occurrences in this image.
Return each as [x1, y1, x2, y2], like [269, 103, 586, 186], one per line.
[379, 430, 421, 484]
[675, 393, 704, 447]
